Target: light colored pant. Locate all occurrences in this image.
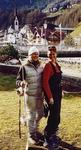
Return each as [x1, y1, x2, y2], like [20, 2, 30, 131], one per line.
[25, 94, 43, 136]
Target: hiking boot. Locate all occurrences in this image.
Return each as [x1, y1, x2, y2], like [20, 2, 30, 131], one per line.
[31, 132, 44, 145]
[51, 135, 60, 143]
[48, 134, 61, 149]
[48, 142, 59, 150]
[35, 131, 44, 142]
[43, 136, 59, 149]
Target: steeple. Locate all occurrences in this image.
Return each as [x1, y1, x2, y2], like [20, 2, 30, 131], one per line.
[13, 0, 19, 32]
[14, 16, 19, 32]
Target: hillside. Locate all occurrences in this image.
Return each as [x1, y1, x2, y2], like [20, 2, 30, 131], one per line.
[54, 4, 81, 28]
[0, 9, 47, 29]
[0, 1, 81, 29]
[70, 22, 81, 46]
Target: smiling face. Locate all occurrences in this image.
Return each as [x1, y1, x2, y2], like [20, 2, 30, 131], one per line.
[48, 46, 57, 63]
[48, 50, 57, 62]
[31, 52, 39, 61]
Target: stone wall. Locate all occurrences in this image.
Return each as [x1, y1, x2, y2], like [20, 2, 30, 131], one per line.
[0, 63, 19, 75]
[62, 75, 81, 92]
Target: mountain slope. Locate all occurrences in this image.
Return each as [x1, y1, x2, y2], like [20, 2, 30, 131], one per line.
[0, 0, 81, 30]
[54, 4, 81, 28]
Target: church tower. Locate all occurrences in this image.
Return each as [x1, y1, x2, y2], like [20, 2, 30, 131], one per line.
[13, 4, 19, 32]
[14, 16, 19, 32]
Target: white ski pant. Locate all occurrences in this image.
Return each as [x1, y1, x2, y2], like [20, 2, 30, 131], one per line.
[25, 94, 43, 136]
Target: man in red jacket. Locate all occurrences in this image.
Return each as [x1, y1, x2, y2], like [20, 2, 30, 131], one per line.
[43, 46, 62, 148]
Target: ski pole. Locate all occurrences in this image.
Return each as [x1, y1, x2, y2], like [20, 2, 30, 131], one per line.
[19, 96, 21, 138]
[23, 85, 29, 150]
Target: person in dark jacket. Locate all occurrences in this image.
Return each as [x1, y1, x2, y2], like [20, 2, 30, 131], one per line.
[43, 46, 62, 148]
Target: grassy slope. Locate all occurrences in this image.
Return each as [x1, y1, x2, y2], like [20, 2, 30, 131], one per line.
[60, 94, 81, 147]
[71, 22, 81, 38]
[0, 74, 26, 150]
[0, 73, 81, 149]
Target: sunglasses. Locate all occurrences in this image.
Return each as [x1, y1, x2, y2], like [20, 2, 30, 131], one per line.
[48, 46, 57, 52]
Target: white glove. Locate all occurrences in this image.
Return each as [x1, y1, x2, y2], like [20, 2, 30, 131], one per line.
[20, 80, 28, 88]
[20, 80, 28, 94]
[20, 80, 27, 88]
[17, 87, 24, 96]
[49, 98, 54, 105]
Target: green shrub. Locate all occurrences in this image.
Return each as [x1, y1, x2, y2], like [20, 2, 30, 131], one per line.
[0, 44, 19, 59]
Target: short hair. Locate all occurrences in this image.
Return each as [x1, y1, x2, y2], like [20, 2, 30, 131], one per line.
[48, 46, 57, 53]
